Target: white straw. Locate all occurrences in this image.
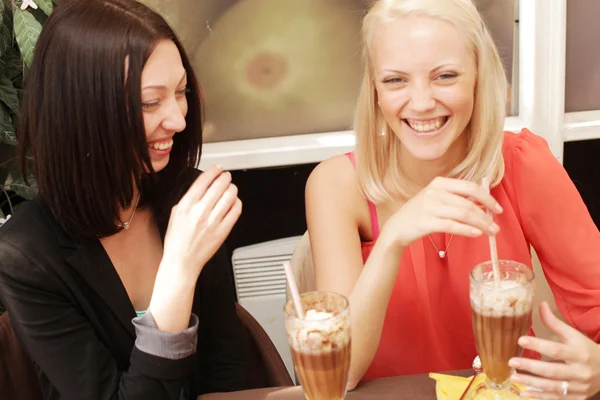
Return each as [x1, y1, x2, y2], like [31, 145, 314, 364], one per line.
[482, 178, 501, 287]
[283, 261, 305, 319]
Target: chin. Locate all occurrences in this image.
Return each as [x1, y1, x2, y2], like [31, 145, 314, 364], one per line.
[151, 157, 170, 173]
[403, 143, 450, 161]
[398, 133, 453, 162]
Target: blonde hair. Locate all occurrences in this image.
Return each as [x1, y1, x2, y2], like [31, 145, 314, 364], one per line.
[354, 0, 507, 203]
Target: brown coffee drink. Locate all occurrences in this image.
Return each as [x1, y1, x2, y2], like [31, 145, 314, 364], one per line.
[470, 261, 535, 389]
[285, 292, 351, 400]
[471, 284, 533, 383]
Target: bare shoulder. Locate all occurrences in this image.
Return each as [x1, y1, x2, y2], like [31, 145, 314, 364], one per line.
[305, 154, 370, 237]
[306, 154, 357, 197]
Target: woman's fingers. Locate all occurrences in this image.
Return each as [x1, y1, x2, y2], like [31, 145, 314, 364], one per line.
[218, 198, 242, 237]
[510, 356, 588, 381]
[177, 165, 224, 210]
[512, 371, 587, 399]
[515, 335, 584, 364]
[429, 217, 483, 237]
[190, 171, 232, 218]
[539, 302, 582, 345]
[431, 177, 503, 214]
[437, 192, 498, 235]
[208, 184, 239, 226]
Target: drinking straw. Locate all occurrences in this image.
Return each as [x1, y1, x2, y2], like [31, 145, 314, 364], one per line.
[482, 177, 501, 287]
[283, 261, 305, 319]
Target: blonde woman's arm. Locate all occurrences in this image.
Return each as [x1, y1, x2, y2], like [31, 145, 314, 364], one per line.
[305, 155, 404, 390]
[306, 156, 501, 389]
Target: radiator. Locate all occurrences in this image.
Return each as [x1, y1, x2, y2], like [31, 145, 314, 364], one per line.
[231, 236, 303, 381]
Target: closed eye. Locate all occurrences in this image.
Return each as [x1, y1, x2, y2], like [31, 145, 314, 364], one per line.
[141, 101, 159, 110]
[383, 77, 405, 84]
[176, 87, 190, 96]
[437, 73, 457, 80]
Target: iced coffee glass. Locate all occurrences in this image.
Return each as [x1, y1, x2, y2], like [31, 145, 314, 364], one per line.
[466, 260, 535, 399]
[284, 291, 351, 400]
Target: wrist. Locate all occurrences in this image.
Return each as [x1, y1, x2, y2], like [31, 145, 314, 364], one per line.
[155, 262, 197, 293]
[158, 255, 200, 281]
[378, 227, 406, 256]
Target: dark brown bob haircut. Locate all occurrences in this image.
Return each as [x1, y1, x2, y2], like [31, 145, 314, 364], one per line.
[18, 0, 203, 239]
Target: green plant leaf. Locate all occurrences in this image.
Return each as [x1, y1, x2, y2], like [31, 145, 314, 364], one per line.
[8, 177, 37, 200]
[0, 14, 11, 57]
[0, 125, 17, 146]
[0, 47, 24, 81]
[6, 180, 37, 200]
[0, 103, 17, 146]
[35, 0, 53, 16]
[0, 155, 17, 184]
[13, 8, 41, 68]
[0, 74, 19, 115]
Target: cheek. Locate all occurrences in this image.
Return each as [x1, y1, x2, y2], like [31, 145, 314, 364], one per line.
[143, 114, 159, 138]
[440, 86, 474, 117]
[378, 90, 406, 119]
[179, 98, 189, 118]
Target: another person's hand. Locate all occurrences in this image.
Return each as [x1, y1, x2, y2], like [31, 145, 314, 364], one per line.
[162, 165, 242, 279]
[381, 177, 502, 248]
[510, 301, 600, 399]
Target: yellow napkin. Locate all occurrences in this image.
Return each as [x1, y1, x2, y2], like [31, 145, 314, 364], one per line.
[429, 373, 533, 400]
[429, 373, 474, 399]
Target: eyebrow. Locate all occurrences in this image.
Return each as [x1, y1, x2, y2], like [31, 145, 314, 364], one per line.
[142, 72, 187, 90]
[378, 63, 458, 77]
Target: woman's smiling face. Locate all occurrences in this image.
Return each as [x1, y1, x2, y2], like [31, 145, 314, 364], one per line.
[372, 15, 477, 163]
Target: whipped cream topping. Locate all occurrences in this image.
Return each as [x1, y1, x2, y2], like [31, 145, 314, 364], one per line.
[304, 310, 334, 321]
[471, 280, 533, 317]
[286, 308, 350, 352]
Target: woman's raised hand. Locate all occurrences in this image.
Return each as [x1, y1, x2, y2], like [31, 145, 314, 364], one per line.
[381, 177, 503, 248]
[162, 165, 242, 279]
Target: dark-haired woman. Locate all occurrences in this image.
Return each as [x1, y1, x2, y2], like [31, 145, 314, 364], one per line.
[0, 0, 247, 399]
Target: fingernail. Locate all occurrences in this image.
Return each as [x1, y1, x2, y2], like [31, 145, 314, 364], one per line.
[489, 223, 500, 234]
[216, 164, 223, 170]
[508, 359, 520, 368]
[495, 203, 503, 213]
[518, 336, 530, 346]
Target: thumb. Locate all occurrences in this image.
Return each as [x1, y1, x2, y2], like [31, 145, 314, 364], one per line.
[539, 301, 579, 343]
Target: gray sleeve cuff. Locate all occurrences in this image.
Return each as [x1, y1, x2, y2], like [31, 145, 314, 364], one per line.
[132, 311, 199, 360]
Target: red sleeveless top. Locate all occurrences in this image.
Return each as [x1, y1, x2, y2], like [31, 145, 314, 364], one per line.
[345, 130, 600, 379]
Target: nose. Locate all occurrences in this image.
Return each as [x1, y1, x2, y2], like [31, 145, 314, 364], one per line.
[408, 83, 436, 113]
[161, 99, 187, 132]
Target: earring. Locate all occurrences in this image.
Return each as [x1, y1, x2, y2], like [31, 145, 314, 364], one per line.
[380, 124, 386, 136]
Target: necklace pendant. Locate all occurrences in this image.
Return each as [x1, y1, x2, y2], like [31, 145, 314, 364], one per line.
[122, 222, 130, 230]
[438, 250, 446, 259]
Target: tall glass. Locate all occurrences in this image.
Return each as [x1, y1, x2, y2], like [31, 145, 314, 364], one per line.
[466, 260, 535, 399]
[284, 291, 351, 400]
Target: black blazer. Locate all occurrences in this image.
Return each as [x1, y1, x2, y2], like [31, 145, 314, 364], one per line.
[0, 187, 247, 399]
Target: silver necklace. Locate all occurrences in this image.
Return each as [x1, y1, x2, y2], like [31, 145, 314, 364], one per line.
[118, 193, 141, 230]
[427, 234, 454, 259]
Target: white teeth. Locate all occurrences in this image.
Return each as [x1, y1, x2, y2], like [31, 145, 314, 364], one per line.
[407, 117, 447, 132]
[151, 139, 173, 150]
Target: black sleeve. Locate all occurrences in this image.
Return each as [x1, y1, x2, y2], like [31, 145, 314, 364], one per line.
[195, 244, 248, 394]
[0, 240, 195, 400]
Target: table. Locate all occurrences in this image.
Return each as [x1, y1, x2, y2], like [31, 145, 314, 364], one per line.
[198, 370, 472, 400]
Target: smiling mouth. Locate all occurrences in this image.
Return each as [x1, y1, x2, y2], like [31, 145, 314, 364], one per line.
[149, 139, 173, 151]
[404, 116, 449, 133]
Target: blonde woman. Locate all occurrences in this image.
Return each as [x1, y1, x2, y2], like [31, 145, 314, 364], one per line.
[305, 0, 600, 397]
